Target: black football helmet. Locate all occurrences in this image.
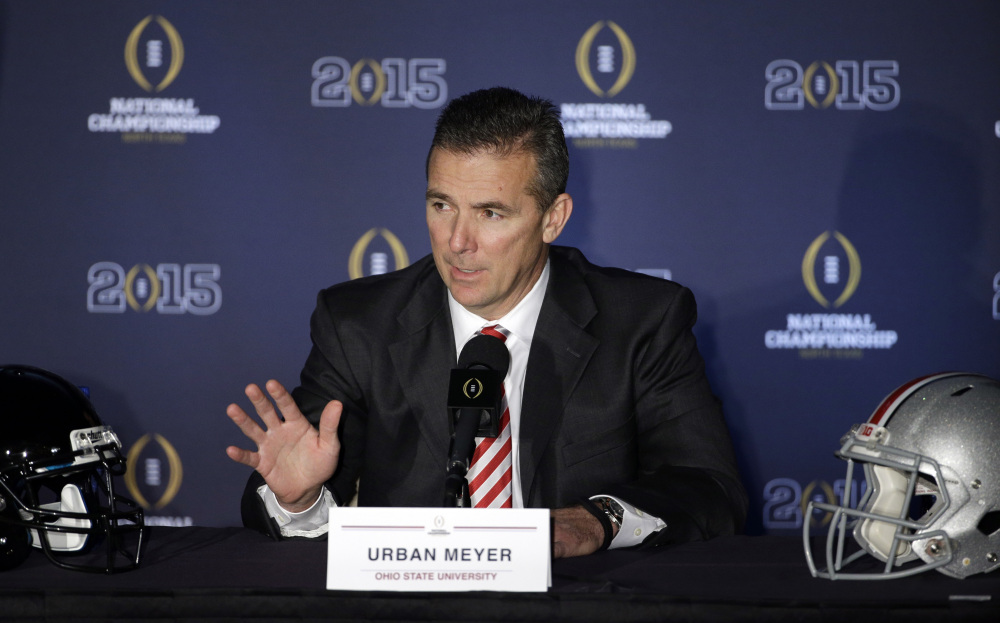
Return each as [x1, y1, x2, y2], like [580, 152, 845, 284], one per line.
[0, 365, 145, 573]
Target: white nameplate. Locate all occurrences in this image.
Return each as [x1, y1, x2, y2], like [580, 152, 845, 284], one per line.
[326, 507, 550, 592]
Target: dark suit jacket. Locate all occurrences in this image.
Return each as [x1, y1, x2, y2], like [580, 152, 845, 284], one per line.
[243, 246, 747, 545]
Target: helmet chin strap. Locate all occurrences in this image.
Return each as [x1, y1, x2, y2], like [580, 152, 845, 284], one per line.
[858, 465, 913, 561]
[28, 484, 91, 552]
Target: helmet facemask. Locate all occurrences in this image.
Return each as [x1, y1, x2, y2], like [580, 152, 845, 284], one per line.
[3, 426, 145, 573]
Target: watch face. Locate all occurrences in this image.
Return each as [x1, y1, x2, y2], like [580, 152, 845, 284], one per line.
[595, 496, 623, 526]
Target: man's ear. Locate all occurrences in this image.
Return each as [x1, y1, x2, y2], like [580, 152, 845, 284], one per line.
[542, 193, 573, 244]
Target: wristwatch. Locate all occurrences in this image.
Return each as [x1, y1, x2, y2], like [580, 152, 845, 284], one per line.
[591, 496, 624, 534]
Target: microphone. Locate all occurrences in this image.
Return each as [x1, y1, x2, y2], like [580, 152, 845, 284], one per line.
[444, 334, 510, 507]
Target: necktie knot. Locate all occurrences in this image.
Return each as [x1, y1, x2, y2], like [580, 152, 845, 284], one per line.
[480, 324, 509, 342]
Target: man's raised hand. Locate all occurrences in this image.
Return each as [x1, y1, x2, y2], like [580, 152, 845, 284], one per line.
[225, 380, 342, 512]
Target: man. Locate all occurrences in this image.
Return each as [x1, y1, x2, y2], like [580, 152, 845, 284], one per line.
[226, 87, 747, 557]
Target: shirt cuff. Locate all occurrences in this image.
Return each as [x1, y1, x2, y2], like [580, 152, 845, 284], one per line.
[258, 485, 335, 538]
[590, 494, 667, 549]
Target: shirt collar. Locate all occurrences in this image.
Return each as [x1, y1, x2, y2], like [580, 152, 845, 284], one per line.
[448, 258, 550, 354]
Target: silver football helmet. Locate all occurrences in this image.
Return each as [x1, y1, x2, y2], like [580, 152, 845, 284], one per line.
[804, 372, 1000, 579]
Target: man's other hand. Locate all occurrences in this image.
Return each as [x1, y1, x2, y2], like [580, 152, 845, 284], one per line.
[551, 505, 615, 558]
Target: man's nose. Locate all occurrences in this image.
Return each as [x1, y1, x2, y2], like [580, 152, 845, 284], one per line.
[449, 214, 476, 254]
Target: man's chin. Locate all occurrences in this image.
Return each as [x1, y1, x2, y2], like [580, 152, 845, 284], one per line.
[448, 287, 483, 308]
[445, 282, 491, 310]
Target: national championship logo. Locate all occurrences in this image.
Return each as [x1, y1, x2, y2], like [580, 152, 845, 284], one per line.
[575, 21, 635, 98]
[87, 15, 221, 142]
[348, 229, 410, 279]
[125, 433, 192, 527]
[561, 21, 671, 149]
[125, 15, 183, 93]
[764, 232, 897, 356]
[801, 231, 861, 309]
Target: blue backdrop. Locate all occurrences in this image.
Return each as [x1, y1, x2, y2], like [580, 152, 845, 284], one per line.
[1, 0, 998, 534]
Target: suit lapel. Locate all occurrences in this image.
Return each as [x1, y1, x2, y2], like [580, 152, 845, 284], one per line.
[388, 263, 456, 464]
[518, 249, 598, 504]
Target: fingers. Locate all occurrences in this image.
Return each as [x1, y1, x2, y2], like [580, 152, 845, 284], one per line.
[225, 444, 259, 469]
[225, 383, 286, 467]
[265, 380, 305, 423]
[552, 540, 566, 559]
[244, 382, 283, 428]
[552, 517, 573, 559]
[226, 401, 266, 445]
[225, 402, 263, 468]
[226, 381, 339, 472]
[318, 399, 343, 450]
[239, 380, 305, 427]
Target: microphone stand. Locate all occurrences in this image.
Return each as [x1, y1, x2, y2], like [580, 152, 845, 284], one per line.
[443, 406, 482, 507]
[443, 462, 470, 507]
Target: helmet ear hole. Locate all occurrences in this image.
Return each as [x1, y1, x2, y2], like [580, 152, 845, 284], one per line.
[977, 511, 1000, 537]
[907, 473, 940, 521]
[907, 492, 938, 522]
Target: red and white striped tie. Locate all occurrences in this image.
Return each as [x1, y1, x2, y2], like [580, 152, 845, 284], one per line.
[466, 324, 512, 508]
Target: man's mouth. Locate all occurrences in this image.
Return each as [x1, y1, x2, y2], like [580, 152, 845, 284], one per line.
[451, 266, 486, 282]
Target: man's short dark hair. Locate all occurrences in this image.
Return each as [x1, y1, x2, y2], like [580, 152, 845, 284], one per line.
[428, 87, 569, 212]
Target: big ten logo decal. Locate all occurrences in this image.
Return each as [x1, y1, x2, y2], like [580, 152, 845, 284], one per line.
[802, 231, 861, 308]
[311, 57, 447, 108]
[125, 434, 183, 510]
[575, 21, 636, 98]
[87, 262, 221, 315]
[762, 477, 866, 530]
[348, 229, 409, 279]
[126, 15, 184, 93]
[765, 60, 899, 111]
